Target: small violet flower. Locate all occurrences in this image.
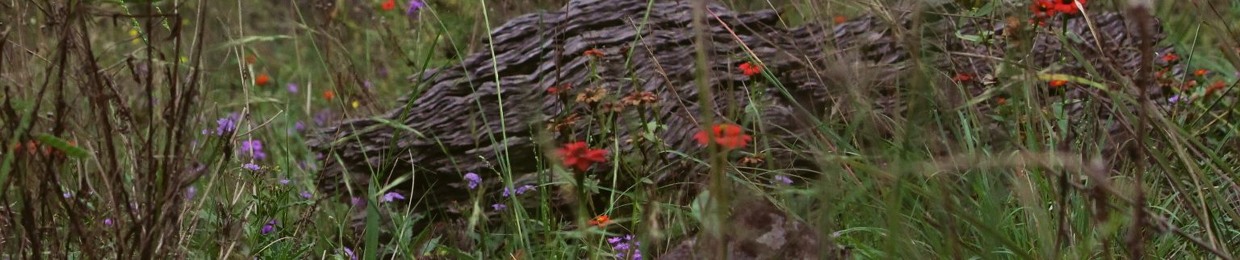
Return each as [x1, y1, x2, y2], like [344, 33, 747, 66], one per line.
[491, 203, 507, 211]
[215, 113, 239, 136]
[240, 139, 267, 161]
[242, 163, 260, 171]
[300, 190, 313, 199]
[286, 82, 299, 94]
[464, 172, 481, 190]
[343, 247, 358, 260]
[608, 234, 642, 260]
[381, 192, 406, 203]
[261, 219, 277, 235]
[773, 175, 793, 185]
[186, 186, 197, 199]
[502, 184, 536, 197]
[406, 0, 425, 17]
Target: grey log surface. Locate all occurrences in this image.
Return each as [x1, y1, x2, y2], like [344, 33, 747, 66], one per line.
[307, 0, 1176, 254]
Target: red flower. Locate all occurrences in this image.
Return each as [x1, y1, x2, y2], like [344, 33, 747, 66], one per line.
[693, 123, 752, 150]
[1049, 79, 1068, 88]
[739, 62, 762, 77]
[255, 73, 271, 86]
[557, 141, 608, 172]
[323, 90, 336, 101]
[953, 73, 973, 83]
[588, 215, 610, 227]
[1031, 0, 1085, 20]
[1195, 69, 1209, 77]
[582, 49, 604, 58]
[548, 84, 572, 95]
[381, 0, 396, 11]
[1207, 80, 1226, 96]
[1162, 52, 1180, 63]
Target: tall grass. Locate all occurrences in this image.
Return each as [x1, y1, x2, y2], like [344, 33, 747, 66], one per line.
[3, 0, 1240, 259]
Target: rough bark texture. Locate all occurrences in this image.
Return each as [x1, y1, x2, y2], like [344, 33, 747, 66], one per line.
[307, 0, 1177, 256]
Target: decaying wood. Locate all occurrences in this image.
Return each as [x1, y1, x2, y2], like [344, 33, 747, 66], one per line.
[307, 0, 1178, 256]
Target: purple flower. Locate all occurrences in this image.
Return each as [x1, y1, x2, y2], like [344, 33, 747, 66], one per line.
[515, 184, 535, 195]
[342, 247, 357, 260]
[1168, 95, 1185, 104]
[63, 192, 72, 199]
[351, 197, 365, 207]
[215, 113, 239, 135]
[406, 0, 425, 17]
[103, 218, 114, 227]
[608, 234, 642, 260]
[773, 175, 793, 185]
[294, 121, 306, 132]
[186, 187, 197, 199]
[278, 179, 290, 185]
[491, 203, 507, 211]
[300, 190, 313, 199]
[464, 172, 481, 190]
[363, 80, 374, 89]
[240, 139, 267, 160]
[286, 82, 299, 93]
[381, 192, 406, 203]
[502, 184, 536, 197]
[261, 219, 277, 235]
[243, 163, 260, 171]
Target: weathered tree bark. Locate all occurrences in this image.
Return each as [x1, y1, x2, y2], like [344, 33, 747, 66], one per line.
[307, 0, 1177, 256]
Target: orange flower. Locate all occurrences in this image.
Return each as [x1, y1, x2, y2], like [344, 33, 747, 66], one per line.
[323, 90, 336, 101]
[255, 73, 271, 86]
[588, 215, 610, 227]
[1162, 52, 1179, 63]
[739, 62, 762, 77]
[582, 49, 604, 58]
[1195, 69, 1209, 77]
[381, 0, 396, 11]
[996, 97, 1007, 106]
[557, 141, 608, 172]
[1049, 79, 1068, 88]
[693, 123, 752, 150]
[244, 54, 257, 65]
[833, 15, 847, 24]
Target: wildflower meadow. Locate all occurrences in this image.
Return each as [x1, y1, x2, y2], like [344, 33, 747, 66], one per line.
[4, 0, 1240, 259]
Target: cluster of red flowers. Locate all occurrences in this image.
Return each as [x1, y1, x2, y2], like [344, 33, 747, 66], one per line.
[555, 123, 752, 172]
[1032, 0, 1085, 18]
[693, 123, 752, 150]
